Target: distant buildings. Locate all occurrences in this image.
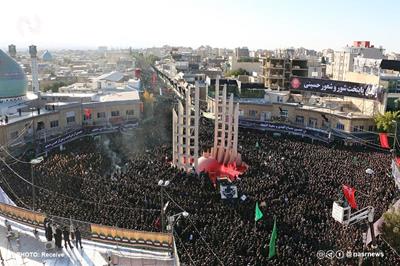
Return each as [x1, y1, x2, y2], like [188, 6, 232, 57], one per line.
[235, 47, 250, 59]
[261, 57, 308, 90]
[331, 41, 386, 81]
[154, 42, 400, 140]
[0, 45, 142, 150]
[228, 56, 262, 77]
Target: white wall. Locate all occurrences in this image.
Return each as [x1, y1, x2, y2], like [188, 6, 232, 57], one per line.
[229, 56, 262, 75]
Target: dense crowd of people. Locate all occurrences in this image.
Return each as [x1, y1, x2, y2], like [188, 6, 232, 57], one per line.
[0, 100, 399, 265]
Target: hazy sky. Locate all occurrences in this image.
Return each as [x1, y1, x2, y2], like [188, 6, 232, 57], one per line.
[1, 0, 399, 52]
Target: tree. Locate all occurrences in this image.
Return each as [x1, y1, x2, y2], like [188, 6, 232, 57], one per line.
[225, 68, 250, 77]
[43, 81, 69, 93]
[374, 111, 400, 132]
[380, 205, 400, 253]
[143, 90, 155, 103]
[142, 90, 155, 119]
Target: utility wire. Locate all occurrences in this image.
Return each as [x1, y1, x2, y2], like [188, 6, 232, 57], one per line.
[0, 171, 30, 209]
[0, 146, 32, 164]
[332, 129, 391, 152]
[380, 235, 400, 258]
[164, 190, 225, 266]
[174, 232, 196, 266]
[1, 121, 33, 148]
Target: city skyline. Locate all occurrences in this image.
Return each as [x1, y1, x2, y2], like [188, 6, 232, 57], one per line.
[1, 0, 399, 52]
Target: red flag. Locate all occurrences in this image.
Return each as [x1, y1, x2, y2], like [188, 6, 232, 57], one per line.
[379, 133, 390, 148]
[154, 217, 161, 230]
[342, 185, 357, 209]
[84, 108, 91, 119]
[396, 157, 400, 166]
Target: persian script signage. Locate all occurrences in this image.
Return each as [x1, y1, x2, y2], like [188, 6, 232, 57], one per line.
[290, 77, 382, 100]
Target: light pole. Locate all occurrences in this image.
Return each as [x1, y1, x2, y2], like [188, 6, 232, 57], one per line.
[30, 107, 36, 154]
[30, 156, 44, 211]
[167, 211, 189, 259]
[158, 180, 170, 232]
[167, 211, 189, 233]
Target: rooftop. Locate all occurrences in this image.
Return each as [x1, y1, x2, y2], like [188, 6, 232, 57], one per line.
[99, 91, 140, 102]
[0, 215, 174, 266]
[41, 92, 97, 98]
[95, 71, 125, 82]
[0, 108, 55, 126]
[298, 104, 371, 119]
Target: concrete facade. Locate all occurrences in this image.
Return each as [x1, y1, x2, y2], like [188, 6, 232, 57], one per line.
[0, 98, 141, 148]
[262, 58, 308, 90]
[206, 95, 379, 134]
[229, 56, 262, 75]
[332, 42, 386, 81]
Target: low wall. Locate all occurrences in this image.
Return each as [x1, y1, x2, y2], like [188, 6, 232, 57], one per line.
[91, 223, 173, 250]
[0, 202, 173, 251]
[0, 202, 46, 227]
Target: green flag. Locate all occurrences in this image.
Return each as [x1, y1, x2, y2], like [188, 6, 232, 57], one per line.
[268, 217, 277, 259]
[255, 141, 260, 149]
[255, 202, 263, 222]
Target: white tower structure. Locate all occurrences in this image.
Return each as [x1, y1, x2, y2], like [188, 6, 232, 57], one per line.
[8, 44, 16, 59]
[29, 45, 39, 94]
[211, 77, 241, 165]
[172, 85, 199, 171]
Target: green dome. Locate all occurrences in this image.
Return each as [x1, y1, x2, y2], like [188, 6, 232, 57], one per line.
[0, 49, 27, 98]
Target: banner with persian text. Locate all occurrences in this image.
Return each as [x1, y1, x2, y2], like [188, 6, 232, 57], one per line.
[290, 77, 383, 100]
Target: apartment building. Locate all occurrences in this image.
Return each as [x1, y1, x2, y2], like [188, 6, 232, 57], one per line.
[332, 41, 386, 81]
[262, 57, 308, 90]
[205, 77, 385, 139]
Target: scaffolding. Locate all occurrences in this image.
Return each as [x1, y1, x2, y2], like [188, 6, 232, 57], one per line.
[172, 85, 199, 171]
[211, 78, 240, 165]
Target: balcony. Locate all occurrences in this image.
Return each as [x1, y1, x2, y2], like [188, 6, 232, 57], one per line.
[266, 64, 285, 69]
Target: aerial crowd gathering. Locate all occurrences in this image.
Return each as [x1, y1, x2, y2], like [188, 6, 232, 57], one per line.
[0, 94, 399, 265]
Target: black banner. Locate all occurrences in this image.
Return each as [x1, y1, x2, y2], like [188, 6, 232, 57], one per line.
[44, 129, 84, 150]
[290, 77, 382, 100]
[42, 126, 121, 151]
[239, 119, 331, 141]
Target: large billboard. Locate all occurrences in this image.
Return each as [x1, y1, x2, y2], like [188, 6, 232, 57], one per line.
[290, 77, 382, 100]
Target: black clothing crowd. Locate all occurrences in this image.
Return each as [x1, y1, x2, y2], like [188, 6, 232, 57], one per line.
[43, 219, 82, 249]
[0, 117, 399, 265]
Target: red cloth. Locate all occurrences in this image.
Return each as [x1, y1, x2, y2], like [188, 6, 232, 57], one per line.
[84, 108, 91, 119]
[396, 157, 400, 166]
[182, 157, 195, 164]
[342, 185, 357, 209]
[379, 133, 390, 148]
[154, 217, 161, 230]
[152, 73, 157, 85]
[196, 157, 247, 184]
